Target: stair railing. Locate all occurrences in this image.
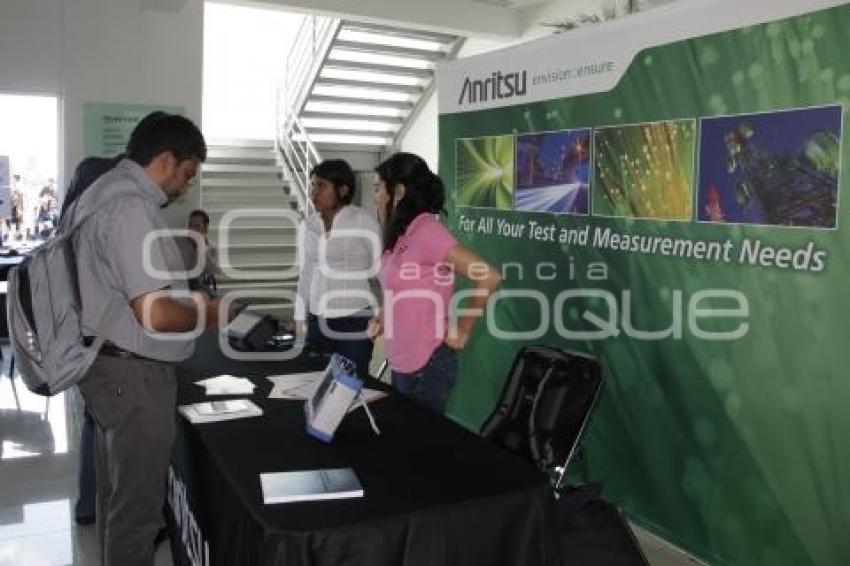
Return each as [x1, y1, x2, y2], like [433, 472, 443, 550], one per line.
[284, 15, 339, 116]
[277, 106, 319, 217]
[276, 15, 340, 219]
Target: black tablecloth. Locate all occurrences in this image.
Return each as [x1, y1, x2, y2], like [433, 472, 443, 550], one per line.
[167, 334, 562, 566]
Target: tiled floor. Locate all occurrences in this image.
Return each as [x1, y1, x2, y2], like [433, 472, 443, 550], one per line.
[0, 345, 697, 566]
[0, 354, 171, 566]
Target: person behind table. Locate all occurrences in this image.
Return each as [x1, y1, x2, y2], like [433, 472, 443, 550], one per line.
[10, 175, 24, 237]
[294, 159, 380, 378]
[36, 180, 58, 237]
[369, 152, 502, 414]
[175, 208, 219, 295]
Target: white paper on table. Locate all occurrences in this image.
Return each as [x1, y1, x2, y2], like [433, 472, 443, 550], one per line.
[179, 399, 263, 424]
[203, 385, 257, 396]
[196, 375, 256, 396]
[197, 374, 250, 386]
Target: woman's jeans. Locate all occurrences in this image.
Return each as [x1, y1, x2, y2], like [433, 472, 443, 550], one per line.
[306, 311, 374, 379]
[391, 343, 458, 414]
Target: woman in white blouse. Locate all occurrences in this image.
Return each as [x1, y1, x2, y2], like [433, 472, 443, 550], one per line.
[294, 159, 380, 377]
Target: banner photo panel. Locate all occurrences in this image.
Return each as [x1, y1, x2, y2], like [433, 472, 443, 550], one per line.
[515, 129, 590, 215]
[437, 1, 850, 564]
[697, 105, 842, 228]
[456, 135, 515, 209]
[593, 119, 696, 220]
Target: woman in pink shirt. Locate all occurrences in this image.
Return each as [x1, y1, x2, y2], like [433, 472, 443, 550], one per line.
[369, 153, 502, 413]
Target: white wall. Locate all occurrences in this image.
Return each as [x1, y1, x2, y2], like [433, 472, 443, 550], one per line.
[203, 2, 303, 140]
[0, 1, 63, 95]
[63, 0, 205, 228]
[398, 0, 681, 173]
[398, 94, 439, 171]
[244, 0, 520, 38]
[398, 37, 525, 171]
[519, 0, 679, 40]
[0, 0, 204, 228]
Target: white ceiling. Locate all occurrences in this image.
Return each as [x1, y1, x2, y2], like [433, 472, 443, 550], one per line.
[240, 0, 530, 37]
[237, 0, 680, 39]
[462, 0, 552, 8]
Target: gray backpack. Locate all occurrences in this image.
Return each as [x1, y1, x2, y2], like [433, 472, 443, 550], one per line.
[6, 193, 125, 396]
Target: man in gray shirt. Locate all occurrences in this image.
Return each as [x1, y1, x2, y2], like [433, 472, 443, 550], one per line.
[73, 114, 219, 566]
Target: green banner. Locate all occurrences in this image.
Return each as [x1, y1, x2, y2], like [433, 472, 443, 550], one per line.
[439, 3, 849, 565]
[83, 102, 183, 158]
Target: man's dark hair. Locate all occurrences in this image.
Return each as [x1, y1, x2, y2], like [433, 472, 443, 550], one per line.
[309, 159, 356, 205]
[189, 209, 210, 226]
[126, 113, 207, 166]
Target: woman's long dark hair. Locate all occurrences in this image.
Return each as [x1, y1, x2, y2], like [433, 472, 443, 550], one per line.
[375, 153, 445, 252]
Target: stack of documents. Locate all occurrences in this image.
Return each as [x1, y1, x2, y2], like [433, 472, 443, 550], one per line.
[196, 375, 256, 396]
[260, 467, 363, 504]
[179, 399, 263, 424]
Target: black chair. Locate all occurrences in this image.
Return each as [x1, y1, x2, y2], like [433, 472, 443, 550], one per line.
[481, 347, 648, 565]
[480, 346, 604, 488]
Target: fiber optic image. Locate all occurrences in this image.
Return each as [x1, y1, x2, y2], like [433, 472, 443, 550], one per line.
[515, 129, 590, 215]
[456, 135, 515, 209]
[697, 105, 841, 227]
[593, 120, 696, 219]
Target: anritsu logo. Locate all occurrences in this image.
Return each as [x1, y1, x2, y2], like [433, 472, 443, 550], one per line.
[458, 70, 527, 105]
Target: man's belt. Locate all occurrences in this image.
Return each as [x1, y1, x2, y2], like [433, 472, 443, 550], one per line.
[99, 342, 152, 361]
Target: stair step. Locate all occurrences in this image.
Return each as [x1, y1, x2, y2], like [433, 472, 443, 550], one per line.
[212, 232, 296, 244]
[300, 127, 395, 139]
[339, 22, 456, 46]
[206, 207, 297, 217]
[218, 281, 298, 290]
[301, 110, 404, 125]
[219, 260, 297, 270]
[203, 190, 293, 201]
[207, 146, 276, 161]
[202, 164, 281, 174]
[207, 216, 299, 230]
[206, 138, 273, 149]
[312, 141, 388, 154]
[304, 135, 392, 148]
[314, 78, 422, 96]
[205, 158, 277, 169]
[204, 198, 294, 209]
[332, 39, 445, 62]
[209, 223, 298, 232]
[205, 203, 296, 214]
[219, 291, 297, 300]
[322, 60, 432, 80]
[218, 270, 299, 282]
[202, 177, 283, 188]
[308, 94, 413, 110]
[203, 196, 292, 207]
[218, 241, 298, 249]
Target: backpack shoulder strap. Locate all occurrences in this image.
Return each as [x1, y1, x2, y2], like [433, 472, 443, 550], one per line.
[59, 165, 146, 237]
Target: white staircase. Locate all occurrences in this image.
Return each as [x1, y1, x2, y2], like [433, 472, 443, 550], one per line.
[201, 139, 299, 320]
[200, 18, 464, 322]
[278, 17, 463, 212]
